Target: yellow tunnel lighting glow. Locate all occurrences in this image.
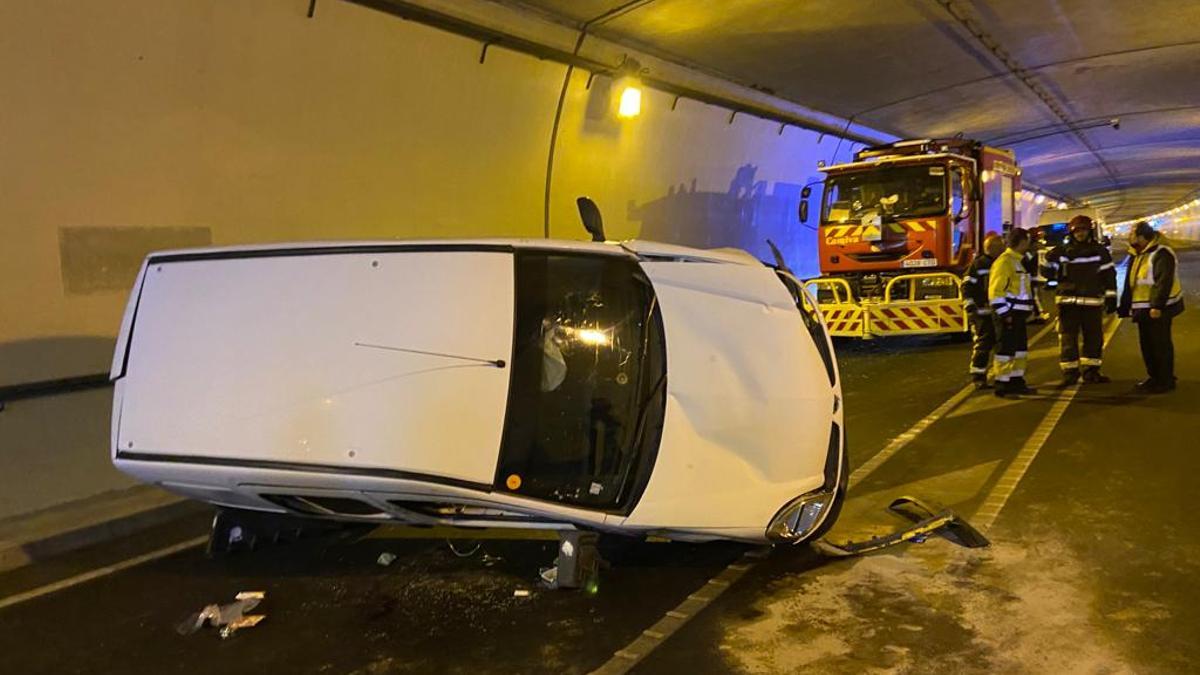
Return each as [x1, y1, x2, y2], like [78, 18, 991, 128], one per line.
[1057, 201, 1067, 209]
[979, 169, 992, 183]
[1034, 194, 1046, 205]
[618, 85, 642, 119]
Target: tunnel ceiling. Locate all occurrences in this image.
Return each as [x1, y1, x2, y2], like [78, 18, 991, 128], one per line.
[514, 0, 1200, 221]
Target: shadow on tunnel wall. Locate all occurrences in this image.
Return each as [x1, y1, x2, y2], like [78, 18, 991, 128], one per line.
[0, 336, 116, 388]
[630, 164, 821, 278]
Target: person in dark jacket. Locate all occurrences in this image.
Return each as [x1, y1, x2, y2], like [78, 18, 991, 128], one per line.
[1042, 215, 1117, 385]
[962, 234, 1005, 388]
[1119, 221, 1184, 393]
[1023, 231, 1052, 324]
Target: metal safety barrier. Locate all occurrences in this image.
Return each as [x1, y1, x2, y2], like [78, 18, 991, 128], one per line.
[805, 272, 968, 339]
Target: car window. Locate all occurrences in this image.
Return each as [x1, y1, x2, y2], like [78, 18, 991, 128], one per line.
[777, 272, 837, 387]
[497, 252, 666, 512]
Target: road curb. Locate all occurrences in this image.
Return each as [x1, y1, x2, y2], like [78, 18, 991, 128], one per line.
[0, 486, 208, 574]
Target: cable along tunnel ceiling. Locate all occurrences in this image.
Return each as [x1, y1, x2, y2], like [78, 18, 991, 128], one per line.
[514, 0, 1200, 222]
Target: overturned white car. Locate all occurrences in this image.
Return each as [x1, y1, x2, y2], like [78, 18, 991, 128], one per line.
[111, 236, 846, 544]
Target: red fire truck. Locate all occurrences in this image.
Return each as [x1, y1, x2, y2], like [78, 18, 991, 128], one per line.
[803, 138, 1022, 338]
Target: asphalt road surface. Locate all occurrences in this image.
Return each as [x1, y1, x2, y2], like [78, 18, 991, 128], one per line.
[3, 251, 1197, 674]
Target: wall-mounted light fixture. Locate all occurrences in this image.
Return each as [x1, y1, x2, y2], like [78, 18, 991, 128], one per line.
[617, 84, 642, 118]
[615, 57, 643, 120]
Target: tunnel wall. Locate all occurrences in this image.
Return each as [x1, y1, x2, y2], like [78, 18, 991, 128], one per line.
[0, 0, 848, 386]
[0, 0, 860, 517]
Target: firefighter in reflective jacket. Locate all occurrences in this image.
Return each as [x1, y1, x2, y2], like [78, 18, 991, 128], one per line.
[962, 233, 1005, 388]
[1042, 215, 1117, 385]
[988, 228, 1038, 397]
[1119, 221, 1185, 394]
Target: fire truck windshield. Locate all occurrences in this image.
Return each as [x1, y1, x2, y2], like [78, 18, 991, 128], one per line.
[822, 164, 947, 224]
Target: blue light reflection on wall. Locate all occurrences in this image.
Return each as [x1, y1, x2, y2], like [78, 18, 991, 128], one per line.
[628, 127, 833, 278]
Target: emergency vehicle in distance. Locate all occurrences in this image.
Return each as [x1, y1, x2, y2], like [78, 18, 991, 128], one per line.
[802, 138, 1022, 338]
[1037, 206, 1108, 247]
[1035, 206, 1108, 288]
[108, 232, 847, 547]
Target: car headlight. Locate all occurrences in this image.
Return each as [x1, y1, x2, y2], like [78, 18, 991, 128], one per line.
[766, 490, 835, 543]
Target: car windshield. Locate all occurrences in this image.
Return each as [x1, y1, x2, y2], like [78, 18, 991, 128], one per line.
[496, 252, 666, 512]
[822, 164, 947, 224]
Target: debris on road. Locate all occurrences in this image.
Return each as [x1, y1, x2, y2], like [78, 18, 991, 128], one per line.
[377, 552, 398, 567]
[814, 496, 989, 558]
[177, 591, 267, 639]
[220, 614, 266, 639]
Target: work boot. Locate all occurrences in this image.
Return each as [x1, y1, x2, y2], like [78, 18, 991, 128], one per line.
[972, 373, 992, 390]
[1009, 378, 1038, 396]
[993, 381, 1011, 398]
[1059, 369, 1081, 387]
[1082, 369, 1110, 384]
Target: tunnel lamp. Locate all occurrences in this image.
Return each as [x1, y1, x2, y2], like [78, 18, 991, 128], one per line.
[1034, 194, 1046, 205]
[1057, 201, 1068, 209]
[617, 84, 642, 119]
[979, 170, 992, 183]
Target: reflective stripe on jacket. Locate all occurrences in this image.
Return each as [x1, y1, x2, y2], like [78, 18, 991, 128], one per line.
[1042, 239, 1117, 305]
[988, 249, 1033, 315]
[961, 253, 996, 314]
[1127, 236, 1183, 315]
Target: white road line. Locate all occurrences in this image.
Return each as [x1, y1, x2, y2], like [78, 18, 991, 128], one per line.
[972, 317, 1124, 533]
[588, 548, 761, 675]
[591, 321, 1060, 674]
[0, 535, 206, 611]
[849, 321, 1056, 489]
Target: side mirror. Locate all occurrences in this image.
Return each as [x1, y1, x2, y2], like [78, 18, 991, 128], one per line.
[799, 185, 813, 224]
[576, 197, 606, 243]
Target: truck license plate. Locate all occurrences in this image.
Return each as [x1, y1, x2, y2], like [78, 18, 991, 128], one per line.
[902, 258, 938, 268]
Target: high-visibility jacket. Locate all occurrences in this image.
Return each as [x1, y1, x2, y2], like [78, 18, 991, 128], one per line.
[961, 252, 997, 315]
[1121, 235, 1184, 320]
[988, 249, 1034, 316]
[1042, 239, 1117, 306]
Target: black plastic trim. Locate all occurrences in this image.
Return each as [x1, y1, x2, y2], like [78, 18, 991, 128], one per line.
[0, 373, 112, 404]
[823, 422, 843, 492]
[115, 451, 494, 493]
[147, 243, 516, 264]
[115, 268, 150, 381]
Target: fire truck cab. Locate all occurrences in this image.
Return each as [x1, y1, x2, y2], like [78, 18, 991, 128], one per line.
[804, 138, 1021, 338]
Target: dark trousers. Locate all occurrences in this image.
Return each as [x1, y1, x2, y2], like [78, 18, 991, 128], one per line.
[969, 313, 997, 375]
[1057, 304, 1104, 372]
[1137, 317, 1175, 384]
[993, 312, 1029, 383]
